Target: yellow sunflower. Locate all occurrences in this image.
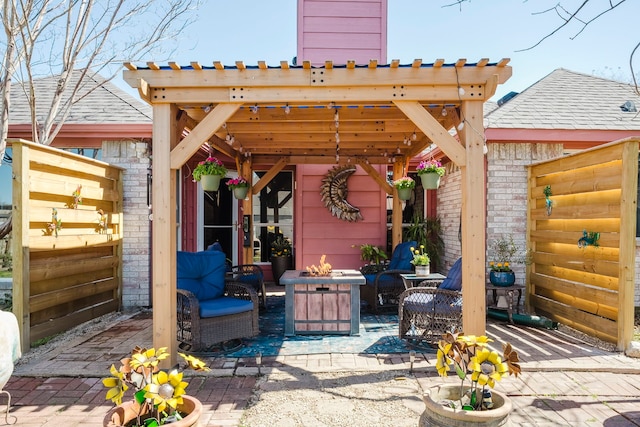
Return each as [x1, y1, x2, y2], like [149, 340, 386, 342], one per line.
[145, 369, 189, 413]
[179, 352, 211, 372]
[130, 347, 170, 371]
[102, 364, 128, 405]
[468, 347, 509, 388]
[435, 342, 452, 376]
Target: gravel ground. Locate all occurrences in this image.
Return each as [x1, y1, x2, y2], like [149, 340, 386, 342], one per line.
[239, 370, 426, 427]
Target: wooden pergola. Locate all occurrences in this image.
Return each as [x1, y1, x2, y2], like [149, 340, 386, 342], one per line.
[123, 58, 512, 363]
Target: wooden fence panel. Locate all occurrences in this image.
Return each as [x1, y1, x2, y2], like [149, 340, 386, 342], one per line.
[10, 139, 124, 351]
[527, 137, 638, 350]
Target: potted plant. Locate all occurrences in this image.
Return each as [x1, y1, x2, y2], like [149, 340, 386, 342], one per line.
[191, 156, 227, 191]
[393, 176, 415, 201]
[410, 244, 430, 276]
[270, 235, 292, 285]
[488, 235, 530, 287]
[355, 243, 388, 275]
[102, 347, 209, 426]
[416, 159, 445, 189]
[226, 176, 250, 200]
[420, 333, 521, 426]
[403, 214, 444, 272]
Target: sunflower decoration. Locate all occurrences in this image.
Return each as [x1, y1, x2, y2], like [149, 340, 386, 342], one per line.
[102, 346, 209, 426]
[435, 333, 520, 411]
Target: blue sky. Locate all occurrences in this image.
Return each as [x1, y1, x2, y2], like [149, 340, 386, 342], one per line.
[114, 0, 640, 102]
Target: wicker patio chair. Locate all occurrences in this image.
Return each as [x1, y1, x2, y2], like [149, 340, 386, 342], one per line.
[176, 250, 259, 352]
[229, 264, 267, 309]
[360, 241, 416, 313]
[398, 257, 463, 345]
[177, 281, 259, 351]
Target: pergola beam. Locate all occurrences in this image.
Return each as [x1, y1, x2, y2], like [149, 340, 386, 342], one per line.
[170, 103, 241, 169]
[394, 100, 466, 166]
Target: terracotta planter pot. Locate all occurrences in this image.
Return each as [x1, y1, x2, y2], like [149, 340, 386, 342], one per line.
[420, 172, 441, 190]
[233, 186, 249, 200]
[200, 175, 221, 192]
[103, 395, 202, 427]
[420, 384, 512, 426]
[489, 271, 516, 287]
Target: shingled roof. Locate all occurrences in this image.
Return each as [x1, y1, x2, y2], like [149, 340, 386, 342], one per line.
[9, 69, 151, 125]
[485, 68, 640, 131]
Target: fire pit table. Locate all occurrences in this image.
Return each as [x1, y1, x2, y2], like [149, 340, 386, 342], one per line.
[280, 269, 365, 336]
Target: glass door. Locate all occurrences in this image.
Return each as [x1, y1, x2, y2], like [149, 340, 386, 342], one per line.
[198, 173, 239, 263]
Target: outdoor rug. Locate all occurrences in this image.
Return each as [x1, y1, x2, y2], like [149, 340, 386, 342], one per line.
[205, 296, 435, 358]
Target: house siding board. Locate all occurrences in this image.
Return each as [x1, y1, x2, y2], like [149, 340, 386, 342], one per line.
[298, 0, 386, 65]
[303, 32, 382, 49]
[303, 16, 382, 33]
[297, 164, 386, 270]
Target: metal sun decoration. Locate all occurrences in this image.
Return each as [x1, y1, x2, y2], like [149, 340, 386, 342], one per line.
[320, 165, 363, 222]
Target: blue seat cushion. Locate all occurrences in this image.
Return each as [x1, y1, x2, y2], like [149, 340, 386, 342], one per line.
[199, 296, 254, 318]
[439, 258, 462, 291]
[177, 250, 226, 300]
[364, 273, 402, 288]
[388, 241, 417, 271]
[404, 292, 462, 316]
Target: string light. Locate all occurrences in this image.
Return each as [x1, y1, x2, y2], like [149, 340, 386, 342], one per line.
[412, 131, 417, 140]
[284, 104, 290, 114]
[458, 87, 465, 96]
[441, 107, 448, 116]
[250, 104, 259, 114]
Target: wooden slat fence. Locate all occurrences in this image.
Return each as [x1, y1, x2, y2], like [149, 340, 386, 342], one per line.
[527, 137, 638, 351]
[10, 139, 124, 352]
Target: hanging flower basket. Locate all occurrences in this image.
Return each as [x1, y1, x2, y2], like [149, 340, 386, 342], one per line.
[397, 187, 413, 200]
[227, 177, 250, 199]
[416, 159, 445, 190]
[200, 174, 221, 192]
[420, 172, 441, 190]
[233, 186, 249, 200]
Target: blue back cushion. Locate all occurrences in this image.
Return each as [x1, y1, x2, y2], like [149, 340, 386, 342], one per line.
[388, 241, 417, 270]
[177, 250, 226, 300]
[439, 258, 462, 291]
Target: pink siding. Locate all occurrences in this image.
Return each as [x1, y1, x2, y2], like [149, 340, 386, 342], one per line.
[295, 164, 387, 271]
[297, 0, 387, 65]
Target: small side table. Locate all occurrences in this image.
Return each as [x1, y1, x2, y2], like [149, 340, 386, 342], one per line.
[485, 283, 525, 323]
[400, 273, 446, 290]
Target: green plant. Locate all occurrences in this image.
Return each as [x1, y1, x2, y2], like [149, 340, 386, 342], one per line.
[356, 244, 388, 265]
[192, 156, 227, 181]
[271, 235, 292, 257]
[393, 176, 415, 189]
[488, 235, 530, 272]
[416, 159, 445, 176]
[410, 244, 430, 266]
[226, 177, 249, 189]
[403, 215, 444, 271]
[436, 333, 520, 411]
[103, 347, 209, 426]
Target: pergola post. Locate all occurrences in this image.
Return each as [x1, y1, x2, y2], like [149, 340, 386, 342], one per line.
[391, 158, 406, 249]
[152, 103, 179, 366]
[459, 100, 486, 336]
[241, 159, 253, 264]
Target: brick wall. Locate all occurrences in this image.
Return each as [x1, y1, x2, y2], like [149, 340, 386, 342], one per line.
[437, 163, 462, 272]
[486, 143, 564, 284]
[102, 140, 151, 308]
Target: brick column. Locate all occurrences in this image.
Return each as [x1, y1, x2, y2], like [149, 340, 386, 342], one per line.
[102, 140, 152, 308]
